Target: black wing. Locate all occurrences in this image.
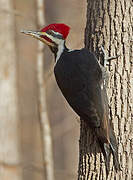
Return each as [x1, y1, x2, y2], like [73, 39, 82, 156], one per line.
[54, 48, 108, 129]
[54, 48, 120, 172]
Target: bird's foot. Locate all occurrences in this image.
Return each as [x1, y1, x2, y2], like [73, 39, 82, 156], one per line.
[100, 46, 119, 68]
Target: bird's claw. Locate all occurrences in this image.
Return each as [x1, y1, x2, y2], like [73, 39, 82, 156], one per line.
[100, 46, 119, 67]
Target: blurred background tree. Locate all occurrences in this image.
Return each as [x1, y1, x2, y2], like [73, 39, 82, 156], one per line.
[0, 0, 86, 180]
[0, 0, 22, 179]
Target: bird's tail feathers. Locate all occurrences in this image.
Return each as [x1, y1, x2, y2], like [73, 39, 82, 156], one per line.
[98, 140, 111, 175]
[109, 133, 121, 172]
[98, 133, 120, 175]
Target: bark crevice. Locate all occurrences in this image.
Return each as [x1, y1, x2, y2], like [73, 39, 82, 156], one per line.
[78, 0, 132, 179]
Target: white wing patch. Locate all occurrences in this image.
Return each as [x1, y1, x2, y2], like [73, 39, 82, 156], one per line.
[101, 82, 103, 90]
[68, 49, 74, 52]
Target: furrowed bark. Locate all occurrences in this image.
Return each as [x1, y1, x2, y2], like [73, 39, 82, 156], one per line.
[78, 0, 133, 179]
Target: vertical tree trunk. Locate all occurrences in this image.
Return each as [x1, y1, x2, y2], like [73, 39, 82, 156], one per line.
[78, 0, 133, 179]
[14, 0, 45, 179]
[0, 0, 22, 179]
[36, 1, 54, 180]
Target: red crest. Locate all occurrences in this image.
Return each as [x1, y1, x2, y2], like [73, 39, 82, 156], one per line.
[41, 23, 70, 39]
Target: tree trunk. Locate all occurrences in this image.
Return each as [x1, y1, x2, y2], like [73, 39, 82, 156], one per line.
[14, 0, 45, 179]
[36, 0, 54, 180]
[78, 0, 133, 179]
[0, 0, 22, 179]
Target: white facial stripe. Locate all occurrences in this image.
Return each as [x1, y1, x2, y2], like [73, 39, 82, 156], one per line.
[51, 30, 62, 36]
[42, 32, 63, 45]
[41, 31, 65, 62]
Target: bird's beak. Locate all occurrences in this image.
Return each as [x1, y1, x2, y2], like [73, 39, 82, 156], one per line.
[21, 30, 54, 47]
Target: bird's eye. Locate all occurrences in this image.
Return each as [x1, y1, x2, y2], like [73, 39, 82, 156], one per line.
[47, 30, 53, 35]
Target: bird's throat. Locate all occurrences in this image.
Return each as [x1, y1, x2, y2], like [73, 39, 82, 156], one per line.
[49, 41, 68, 63]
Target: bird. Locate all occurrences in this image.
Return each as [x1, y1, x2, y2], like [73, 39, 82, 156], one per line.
[21, 23, 120, 173]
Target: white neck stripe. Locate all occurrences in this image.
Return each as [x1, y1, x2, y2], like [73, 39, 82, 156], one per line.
[56, 40, 64, 62]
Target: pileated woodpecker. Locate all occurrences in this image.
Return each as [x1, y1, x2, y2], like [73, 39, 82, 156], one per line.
[21, 23, 120, 173]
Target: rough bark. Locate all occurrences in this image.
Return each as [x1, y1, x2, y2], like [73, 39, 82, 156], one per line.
[78, 0, 133, 179]
[0, 0, 22, 179]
